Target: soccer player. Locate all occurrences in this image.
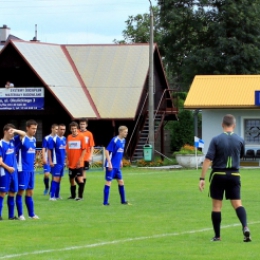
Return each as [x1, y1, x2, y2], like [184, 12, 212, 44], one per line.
[15, 119, 39, 220]
[103, 125, 130, 206]
[0, 124, 26, 220]
[48, 124, 66, 201]
[199, 114, 251, 242]
[66, 122, 86, 201]
[42, 124, 58, 195]
[78, 118, 95, 197]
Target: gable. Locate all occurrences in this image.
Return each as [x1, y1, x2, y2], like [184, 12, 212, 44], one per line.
[11, 41, 97, 118]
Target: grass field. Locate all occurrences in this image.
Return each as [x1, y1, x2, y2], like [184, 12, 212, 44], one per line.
[0, 167, 260, 260]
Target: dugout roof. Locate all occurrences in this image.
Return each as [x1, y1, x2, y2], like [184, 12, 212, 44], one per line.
[1, 40, 164, 119]
[185, 75, 260, 109]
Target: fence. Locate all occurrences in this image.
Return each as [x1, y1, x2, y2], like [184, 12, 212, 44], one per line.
[34, 147, 105, 172]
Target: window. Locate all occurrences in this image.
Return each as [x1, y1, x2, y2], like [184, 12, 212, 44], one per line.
[244, 119, 260, 145]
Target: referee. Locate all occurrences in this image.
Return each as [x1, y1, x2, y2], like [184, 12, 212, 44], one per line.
[199, 114, 251, 242]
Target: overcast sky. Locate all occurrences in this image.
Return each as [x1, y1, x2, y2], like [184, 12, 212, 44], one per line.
[0, 0, 156, 44]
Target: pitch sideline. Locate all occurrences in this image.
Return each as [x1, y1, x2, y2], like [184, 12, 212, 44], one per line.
[0, 221, 259, 259]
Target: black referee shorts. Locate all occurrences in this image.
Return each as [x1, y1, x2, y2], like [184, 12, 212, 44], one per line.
[209, 171, 241, 200]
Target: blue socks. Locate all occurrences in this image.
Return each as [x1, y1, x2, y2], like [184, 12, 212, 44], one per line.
[25, 196, 34, 217]
[50, 181, 58, 198]
[0, 196, 4, 217]
[55, 182, 60, 198]
[103, 185, 127, 204]
[16, 194, 23, 217]
[7, 196, 15, 218]
[118, 185, 126, 203]
[103, 185, 110, 205]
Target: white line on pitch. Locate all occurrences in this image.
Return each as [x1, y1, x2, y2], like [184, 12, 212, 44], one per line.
[0, 221, 259, 259]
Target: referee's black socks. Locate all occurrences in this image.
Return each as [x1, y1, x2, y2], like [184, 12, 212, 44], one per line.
[211, 211, 221, 238]
[236, 206, 247, 228]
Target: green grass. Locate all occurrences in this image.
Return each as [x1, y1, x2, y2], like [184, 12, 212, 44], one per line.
[0, 168, 260, 259]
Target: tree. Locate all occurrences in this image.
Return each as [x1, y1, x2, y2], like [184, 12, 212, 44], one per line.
[170, 109, 194, 151]
[159, 0, 260, 89]
[158, 0, 202, 90]
[114, 7, 163, 49]
[117, 1, 260, 90]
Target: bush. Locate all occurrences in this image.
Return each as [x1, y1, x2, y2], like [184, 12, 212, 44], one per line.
[170, 110, 194, 151]
[173, 144, 203, 157]
[136, 159, 164, 167]
[123, 158, 131, 167]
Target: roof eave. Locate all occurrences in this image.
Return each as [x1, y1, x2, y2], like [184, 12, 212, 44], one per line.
[8, 40, 76, 119]
[184, 106, 260, 109]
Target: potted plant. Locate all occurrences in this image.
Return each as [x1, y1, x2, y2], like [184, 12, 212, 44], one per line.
[173, 144, 204, 168]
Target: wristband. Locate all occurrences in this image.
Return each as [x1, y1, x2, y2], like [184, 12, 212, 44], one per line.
[199, 177, 205, 181]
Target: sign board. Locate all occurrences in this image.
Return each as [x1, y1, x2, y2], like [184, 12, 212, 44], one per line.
[255, 91, 260, 106]
[0, 88, 44, 110]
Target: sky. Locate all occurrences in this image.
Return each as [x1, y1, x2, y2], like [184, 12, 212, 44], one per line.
[0, 0, 157, 44]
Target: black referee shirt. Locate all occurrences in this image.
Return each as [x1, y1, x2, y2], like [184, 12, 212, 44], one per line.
[206, 132, 245, 170]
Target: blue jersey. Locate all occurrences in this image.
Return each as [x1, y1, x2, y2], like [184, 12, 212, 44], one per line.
[42, 135, 55, 163]
[49, 135, 66, 166]
[105, 136, 125, 169]
[0, 139, 17, 174]
[15, 135, 36, 172]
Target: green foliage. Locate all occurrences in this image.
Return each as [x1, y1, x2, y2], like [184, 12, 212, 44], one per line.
[172, 92, 187, 108]
[172, 92, 187, 100]
[170, 109, 194, 151]
[159, 0, 260, 89]
[117, 1, 260, 90]
[113, 6, 164, 54]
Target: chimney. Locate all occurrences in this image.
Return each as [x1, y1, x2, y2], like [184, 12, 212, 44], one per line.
[0, 24, 10, 43]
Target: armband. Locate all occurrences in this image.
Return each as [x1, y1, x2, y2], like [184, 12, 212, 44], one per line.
[199, 177, 205, 181]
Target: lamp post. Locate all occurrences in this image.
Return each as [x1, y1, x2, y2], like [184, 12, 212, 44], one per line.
[148, 0, 154, 160]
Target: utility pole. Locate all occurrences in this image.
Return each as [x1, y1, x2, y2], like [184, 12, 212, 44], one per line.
[148, 0, 154, 160]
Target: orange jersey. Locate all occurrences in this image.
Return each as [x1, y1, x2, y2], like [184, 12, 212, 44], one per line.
[79, 130, 95, 161]
[66, 133, 86, 169]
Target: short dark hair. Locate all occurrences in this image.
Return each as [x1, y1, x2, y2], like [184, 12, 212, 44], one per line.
[26, 119, 38, 128]
[222, 114, 236, 127]
[79, 118, 88, 124]
[58, 123, 66, 128]
[69, 121, 78, 129]
[3, 123, 15, 132]
[51, 124, 58, 129]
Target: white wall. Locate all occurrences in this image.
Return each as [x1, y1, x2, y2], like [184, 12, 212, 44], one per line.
[202, 109, 260, 154]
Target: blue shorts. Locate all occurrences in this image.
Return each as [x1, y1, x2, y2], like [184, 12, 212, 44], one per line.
[43, 164, 51, 173]
[105, 168, 123, 181]
[51, 165, 64, 177]
[0, 169, 18, 193]
[18, 171, 35, 190]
